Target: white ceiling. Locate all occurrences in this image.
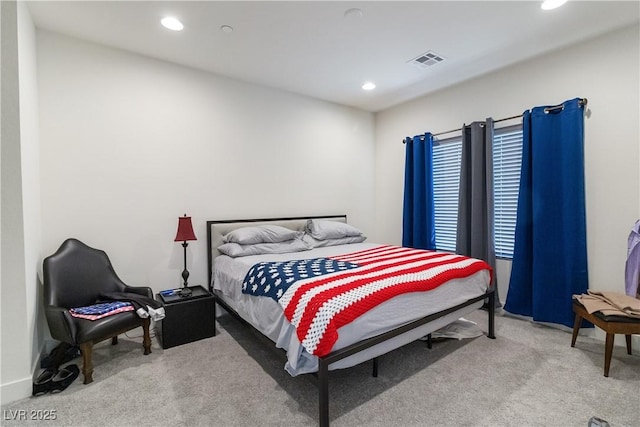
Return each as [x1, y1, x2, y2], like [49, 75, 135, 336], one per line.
[27, 1, 640, 112]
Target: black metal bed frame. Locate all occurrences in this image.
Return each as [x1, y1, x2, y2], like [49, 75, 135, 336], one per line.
[206, 216, 496, 427]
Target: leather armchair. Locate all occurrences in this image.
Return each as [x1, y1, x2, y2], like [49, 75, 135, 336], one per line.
[43, 238, 152, 384]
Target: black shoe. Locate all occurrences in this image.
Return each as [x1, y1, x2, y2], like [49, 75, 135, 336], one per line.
[32, 368, 57, 396]
[40, 343, 80, 369]
[50, 364, 79, 393]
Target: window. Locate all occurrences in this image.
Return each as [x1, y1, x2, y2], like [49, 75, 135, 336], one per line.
[431, 125, 523, 258]
[432, 137, 462, 252]
[492, 126, 523, 258]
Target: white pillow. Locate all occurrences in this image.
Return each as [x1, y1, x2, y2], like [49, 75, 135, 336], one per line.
[218, 239, 310, 258]
[306, 220, 364, 240]
[302, 234, 366, 248]
[223, 225, 300, 245]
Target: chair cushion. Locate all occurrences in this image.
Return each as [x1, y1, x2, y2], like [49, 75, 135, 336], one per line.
[74, 310, 144, 343]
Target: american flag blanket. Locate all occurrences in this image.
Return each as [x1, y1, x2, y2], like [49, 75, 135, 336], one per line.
[242, 245, 492, 357]
[69, 301, 134, 320]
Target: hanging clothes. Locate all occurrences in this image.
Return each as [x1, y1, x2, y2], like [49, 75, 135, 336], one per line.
[625, 220, 640, 297]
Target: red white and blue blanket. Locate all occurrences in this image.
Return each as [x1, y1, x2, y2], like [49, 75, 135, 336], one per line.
[242, 245, 492, 357]
[69, 301, 134, 320]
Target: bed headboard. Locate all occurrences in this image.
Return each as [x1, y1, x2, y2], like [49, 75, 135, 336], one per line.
[206, 215, 347, 286]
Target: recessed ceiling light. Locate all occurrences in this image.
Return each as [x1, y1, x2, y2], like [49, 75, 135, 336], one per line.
[161, 16, 184, 31]
[541, 0, 568, 10]
[220, 25, 234, 33]
[362, 82, 376, 91]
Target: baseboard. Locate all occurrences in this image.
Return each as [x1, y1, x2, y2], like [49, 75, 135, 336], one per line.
[501, 310, 640, 350]
[0, 377, 32, 405]
[591, 327, 638, 349]
[0, 339, 55, 405]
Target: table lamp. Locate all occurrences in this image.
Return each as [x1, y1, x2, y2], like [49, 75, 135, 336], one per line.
[174, 214, 197, 297]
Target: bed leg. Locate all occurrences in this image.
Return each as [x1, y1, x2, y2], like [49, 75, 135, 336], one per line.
[487, 291, 496, 339]
[372, 357, 378, 378]
[426, 333, 432, 349]
[319, 359, 329, 427]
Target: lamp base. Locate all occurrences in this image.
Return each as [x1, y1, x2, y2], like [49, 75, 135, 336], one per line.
[179, 287, 192, 298]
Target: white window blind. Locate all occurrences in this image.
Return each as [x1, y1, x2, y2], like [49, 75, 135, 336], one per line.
[432, 137, 462, 252]
[431, 125, 523, 258]
[492, 126, 523, 258]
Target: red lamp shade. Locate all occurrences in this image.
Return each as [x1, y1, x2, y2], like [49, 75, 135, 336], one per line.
[174, 215, 197, 242]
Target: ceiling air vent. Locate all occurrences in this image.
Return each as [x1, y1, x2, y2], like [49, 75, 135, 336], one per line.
[408, 50, 445, 69]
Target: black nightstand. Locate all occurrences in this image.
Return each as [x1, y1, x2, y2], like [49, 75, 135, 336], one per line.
[155, 286, 216, 349]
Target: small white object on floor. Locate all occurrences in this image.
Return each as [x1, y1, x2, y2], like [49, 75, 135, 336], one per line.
[420, 317, 483, 341]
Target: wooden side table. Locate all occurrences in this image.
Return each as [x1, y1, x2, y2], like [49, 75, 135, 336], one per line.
[571, 300, 640, 377]
[155, 286, 216, 349]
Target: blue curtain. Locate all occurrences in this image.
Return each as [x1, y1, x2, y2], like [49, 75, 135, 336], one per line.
[402, 133, 436, 250]
[504, 98, 589, 328]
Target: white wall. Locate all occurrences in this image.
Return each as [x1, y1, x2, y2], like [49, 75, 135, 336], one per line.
[375, 24, 640, 339]
[18, 0, 44, 380]
[0, 1, 43, 404]
[37, 30, 375, 295]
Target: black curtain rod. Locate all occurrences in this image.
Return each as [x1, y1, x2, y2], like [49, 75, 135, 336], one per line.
[404, 98, 588, 142]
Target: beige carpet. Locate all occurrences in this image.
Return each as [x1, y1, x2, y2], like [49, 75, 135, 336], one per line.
[2, 310, 639, 426]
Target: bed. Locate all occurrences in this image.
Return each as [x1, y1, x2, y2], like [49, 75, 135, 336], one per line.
[207, 215, 495, 426]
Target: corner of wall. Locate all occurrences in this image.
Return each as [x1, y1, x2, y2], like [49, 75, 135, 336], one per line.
[0, 0, 45, 405]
